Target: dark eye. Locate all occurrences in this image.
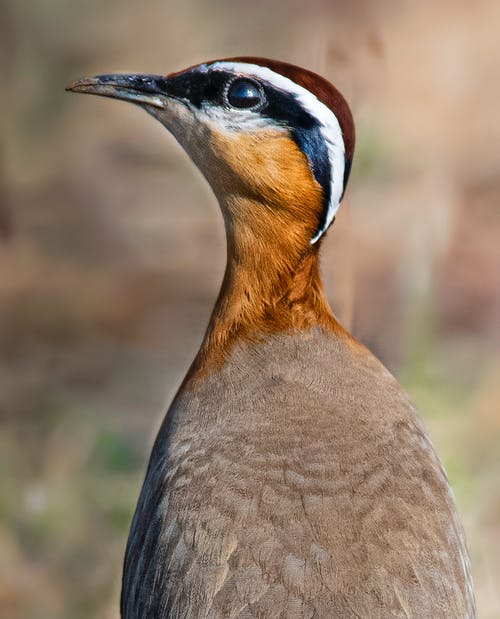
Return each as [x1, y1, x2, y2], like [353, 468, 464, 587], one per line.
[225, 78, 264, 109]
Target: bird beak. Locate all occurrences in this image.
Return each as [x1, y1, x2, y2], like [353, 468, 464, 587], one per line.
[66, 71, 204, 180]
[66, 73, 171, 109]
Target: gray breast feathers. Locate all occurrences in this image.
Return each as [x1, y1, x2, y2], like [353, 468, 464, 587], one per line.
[121, 329, 475, 618]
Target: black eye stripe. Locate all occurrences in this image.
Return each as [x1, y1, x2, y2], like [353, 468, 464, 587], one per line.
[163, 71, 228, 107]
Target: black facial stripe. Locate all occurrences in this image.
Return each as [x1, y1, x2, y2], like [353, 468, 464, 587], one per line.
[163, 69, 334, 227]
[294, 125, 332, 231]
[163, 70, 228, 107]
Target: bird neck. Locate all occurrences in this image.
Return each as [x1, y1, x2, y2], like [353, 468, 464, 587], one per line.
[189, 195, 344, 378]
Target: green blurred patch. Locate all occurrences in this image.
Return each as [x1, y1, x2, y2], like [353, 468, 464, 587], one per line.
[400, 335, 479, 511]
[105, 501, 134, 530]
[89, 431, 142, 474]
[351, 121, 397, 183]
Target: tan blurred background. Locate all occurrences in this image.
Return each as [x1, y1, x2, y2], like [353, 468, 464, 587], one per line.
[1, 0, 499, 617]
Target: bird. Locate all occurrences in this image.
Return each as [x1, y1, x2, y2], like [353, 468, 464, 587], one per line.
[67, 57, 475, 618]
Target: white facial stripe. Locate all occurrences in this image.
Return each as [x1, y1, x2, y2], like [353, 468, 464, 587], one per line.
[207, 61, 346, 243]
[198, 101, 276, 132]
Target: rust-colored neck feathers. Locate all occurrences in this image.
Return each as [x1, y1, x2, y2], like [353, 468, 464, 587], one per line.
[189, 129, 345, 378]
[194, 230, 339, 377]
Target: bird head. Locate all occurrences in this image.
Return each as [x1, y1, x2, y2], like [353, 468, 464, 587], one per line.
[67, 58, 354, 248]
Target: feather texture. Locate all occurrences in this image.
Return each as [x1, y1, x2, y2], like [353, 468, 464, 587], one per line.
[121, 330, 474, 618]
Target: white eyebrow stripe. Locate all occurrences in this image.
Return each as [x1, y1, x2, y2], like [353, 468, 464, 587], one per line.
[207, 61, 346, 243]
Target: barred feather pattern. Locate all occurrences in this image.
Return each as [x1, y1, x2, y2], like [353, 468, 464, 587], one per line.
[121, 328, 475, 618]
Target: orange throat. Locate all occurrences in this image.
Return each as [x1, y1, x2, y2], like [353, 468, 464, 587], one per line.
[190, 218, 343, 378]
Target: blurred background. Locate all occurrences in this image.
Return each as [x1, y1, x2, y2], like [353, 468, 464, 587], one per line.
[1, 0, 499, 617]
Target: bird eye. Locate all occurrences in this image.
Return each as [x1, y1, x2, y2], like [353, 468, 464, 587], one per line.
[225, 78, 264, 109]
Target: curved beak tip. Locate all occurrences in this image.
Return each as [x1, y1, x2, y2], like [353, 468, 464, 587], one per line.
[65, 74, 168, 109]
[65, 77, 98, 93]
